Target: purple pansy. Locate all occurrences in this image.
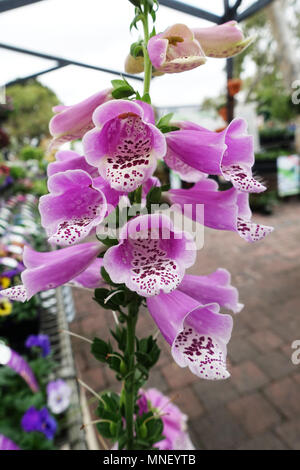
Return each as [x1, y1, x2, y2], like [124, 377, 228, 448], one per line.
[21, 407, 57, 440]
[166, 178, 274, 242]
[137, 389, 194, 450]
[39, 170, 108, 246]
[47, 379, 72, 414]
[147, 289, 233, 380]
[83, 100, 166, 192]
[25, 334, 51, 357]
[103, 213, 196, 297]
[1, 262, 25, 279]
[49, 89, 112, 150]
[1, 242, 103, 302]
[147, 24, 206, 74]
[165, 118, 266, 193]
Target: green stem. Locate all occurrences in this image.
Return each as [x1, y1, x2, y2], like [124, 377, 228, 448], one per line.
[142, 2, 152, 96]
[124, 305, 138, 450]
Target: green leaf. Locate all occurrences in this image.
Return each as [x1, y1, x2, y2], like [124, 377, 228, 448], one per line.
[156, 113, 180, 134]
[111, 79, 127, 89]
[160, 183, 171, 192]
[112, 87, 135, 99]
[128, 0, 141, 8]
[136, 336, 160, 368]
[150, 26, 157, 38]
[101, 266, 119, 287]
[91, 337, 112, 362]
[146, 186, 162, 213]
[130, 41, 144, 58]
[158, 125, 180, 134]
[147, 417, 164, 445]
[150, 9, 156, 22]
[111, 78, 135, 100]
[110, 326, 127, 351]
[141, 93, 151, 104]
[97, 236, 118, 247]
[93, 287, 110, 303]
[130, 13, 143, 31]
[94, 287, 126, 310]
[156, 112, 174, 128]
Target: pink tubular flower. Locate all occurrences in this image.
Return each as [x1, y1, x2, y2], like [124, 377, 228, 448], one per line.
[47, 150, 99, 178]
[39, 170, 107, 246]
[0, 343, 39, 392]
[165, 118, 266, 193]
[166, 178, 273, 242]
[49, 89, 112, 150]
[178, 268, 243, 314]
[68, 258, 105, 289]
[147, 24, 206, 74]
[1, 242, 103, 302]
[147, 289, 233, 380]
[192, 21, 254, 59]
[138, 388, 194, 450]
[83, 100, 166, 192]
[103, 214, 196, 297]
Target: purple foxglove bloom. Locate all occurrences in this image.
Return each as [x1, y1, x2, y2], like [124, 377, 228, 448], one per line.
[1, 242, 103, 302]
[39, 170, 108, 246]
[134, 99, 156, 125]
[138, 389, 194, 450]
[21, 407, 57, 440]
[69, 258, 105, 289]
[235, 191, 274, 242]
[103, 214, 196, 297]
[178, 268, 243, 314]
[147, 290, 233, 379]
[0, 434, 20, 450]
[0, 343, 39, 392]
[47, 151, 122, 208]
[49, 89, 112, 150]
[83, 100, 166, 192]
[47, 379, 72, 414]
[166, 178, 273, 242]
[25, 334, 51, 357]
[165, 118, 266, 193]
[192, 21, 254, 58]
[47, 150, 99, 178]
[147, 24, 206, 74]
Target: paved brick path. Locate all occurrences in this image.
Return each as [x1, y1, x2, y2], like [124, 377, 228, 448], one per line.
[70, 201, 300, 450]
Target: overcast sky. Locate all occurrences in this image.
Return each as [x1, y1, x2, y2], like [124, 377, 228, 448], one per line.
[0, 0, 254, 107]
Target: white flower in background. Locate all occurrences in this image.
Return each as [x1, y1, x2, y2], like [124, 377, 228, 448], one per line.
[47, 379, 72, 414]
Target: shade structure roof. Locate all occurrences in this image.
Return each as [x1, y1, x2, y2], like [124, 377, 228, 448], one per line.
[0, 0, 274, 106]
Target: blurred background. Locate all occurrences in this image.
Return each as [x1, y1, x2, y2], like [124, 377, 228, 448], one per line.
[1, 0, 300, 451]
